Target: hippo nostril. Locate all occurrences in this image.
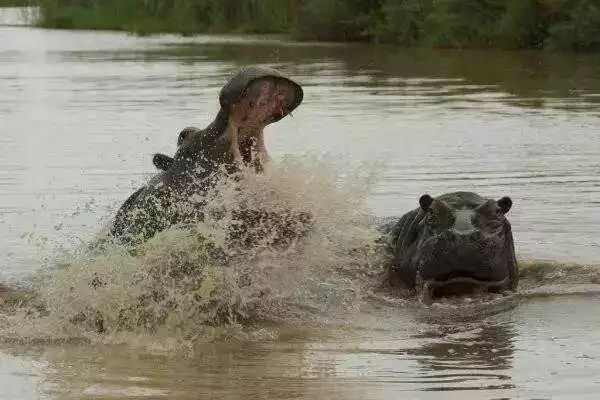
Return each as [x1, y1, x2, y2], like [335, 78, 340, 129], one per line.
[436, 230, 452, 241]
[470, 230, 483, 242]
[455, 229, 482, 241]
[442, 229, 482, 245]
[453, 227, 477, 236]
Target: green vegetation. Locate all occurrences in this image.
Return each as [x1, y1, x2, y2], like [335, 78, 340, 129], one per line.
[32, 0, 600, 51]
[34, 0, 295, 34]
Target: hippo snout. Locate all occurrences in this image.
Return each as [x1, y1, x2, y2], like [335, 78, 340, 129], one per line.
[418, 231, 503, 282]
[436, 228, 485, 244]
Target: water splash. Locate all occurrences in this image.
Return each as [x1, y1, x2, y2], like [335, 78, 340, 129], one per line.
[1, 155, 599, 353]
[0, 155, 384, 351]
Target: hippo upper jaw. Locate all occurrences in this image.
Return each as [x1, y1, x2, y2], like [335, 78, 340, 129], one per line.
[219, 66, 303, 124]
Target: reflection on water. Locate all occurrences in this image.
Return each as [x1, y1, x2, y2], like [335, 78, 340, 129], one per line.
[405, 323, 515, 392]
[3, 296, 600, 399]
[1, 11, 600, 399]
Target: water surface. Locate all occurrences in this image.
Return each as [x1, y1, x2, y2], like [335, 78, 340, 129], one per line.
[1, 11, 600, 399]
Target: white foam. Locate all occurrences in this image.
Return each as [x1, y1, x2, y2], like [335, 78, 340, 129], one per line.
[1, 155, 384, 350]
[83, 384, 168, 397]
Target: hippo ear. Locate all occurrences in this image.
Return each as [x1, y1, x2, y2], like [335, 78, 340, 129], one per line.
[419, 194, 434, 211]
[497, 196, 512, 214]
[177, 127, 197, 147]
[153, 153, 174, 171]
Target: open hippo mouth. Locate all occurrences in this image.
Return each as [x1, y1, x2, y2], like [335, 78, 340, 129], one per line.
[383, 192, 518, 304]
[231, 76, 301, 127]
[153, 67, 303, 172]
[220, 67, 303, 164]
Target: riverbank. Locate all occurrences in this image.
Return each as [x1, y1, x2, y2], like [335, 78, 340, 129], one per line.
[26, 0, 600, 51]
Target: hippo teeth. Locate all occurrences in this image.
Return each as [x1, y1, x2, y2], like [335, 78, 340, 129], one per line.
[418, 281, 434, 305]
[227, 124, 243, 163]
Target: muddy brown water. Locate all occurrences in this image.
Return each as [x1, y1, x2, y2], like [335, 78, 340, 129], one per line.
[1, 8, 600, 399]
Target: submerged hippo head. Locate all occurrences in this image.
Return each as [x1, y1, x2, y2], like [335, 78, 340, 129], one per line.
[383, 192, 518, 303]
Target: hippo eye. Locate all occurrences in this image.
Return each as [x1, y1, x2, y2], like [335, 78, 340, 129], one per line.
[249, 101, 254, 107]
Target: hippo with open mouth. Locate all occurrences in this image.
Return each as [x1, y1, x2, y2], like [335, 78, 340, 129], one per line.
[381, 192, 518, 303]
[110, 66, 305, 244]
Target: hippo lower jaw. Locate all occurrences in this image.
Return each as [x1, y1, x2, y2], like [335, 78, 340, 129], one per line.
[416, 273, 510, 305]
[228, 124, 269, 167]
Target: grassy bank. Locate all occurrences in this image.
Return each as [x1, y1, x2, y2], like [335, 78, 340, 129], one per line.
[35, 0, 293, 35]
[34, 0, 600, 51]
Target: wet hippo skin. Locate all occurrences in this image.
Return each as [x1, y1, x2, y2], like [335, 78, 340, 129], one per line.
[110, 66, 304, 245]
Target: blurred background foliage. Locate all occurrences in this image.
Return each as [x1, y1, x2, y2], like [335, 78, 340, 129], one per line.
[9, 0, 598, 51]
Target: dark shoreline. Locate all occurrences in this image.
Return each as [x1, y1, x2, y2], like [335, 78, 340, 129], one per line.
[5, 0, 598, 52]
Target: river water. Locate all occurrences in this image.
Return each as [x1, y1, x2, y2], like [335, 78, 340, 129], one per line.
[1, 8, 600, 399]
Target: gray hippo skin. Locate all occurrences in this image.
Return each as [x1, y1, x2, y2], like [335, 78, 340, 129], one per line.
[382, 192, 518, 303]
[111, 66, 304, 244]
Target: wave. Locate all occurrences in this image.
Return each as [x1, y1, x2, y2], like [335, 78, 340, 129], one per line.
[518, 260, 600, 298]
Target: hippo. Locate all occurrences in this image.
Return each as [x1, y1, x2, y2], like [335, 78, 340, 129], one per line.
[381, 192, 518, 303]
[110, 66, 305, 245]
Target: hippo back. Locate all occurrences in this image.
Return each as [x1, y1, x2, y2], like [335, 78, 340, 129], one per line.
[111, 123, 230, 243]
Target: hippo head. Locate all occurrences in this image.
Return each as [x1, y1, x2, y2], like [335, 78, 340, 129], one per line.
[385, 192, 518, 303]
[112, 67, 305, 245]
[154, 66, 303, 172]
